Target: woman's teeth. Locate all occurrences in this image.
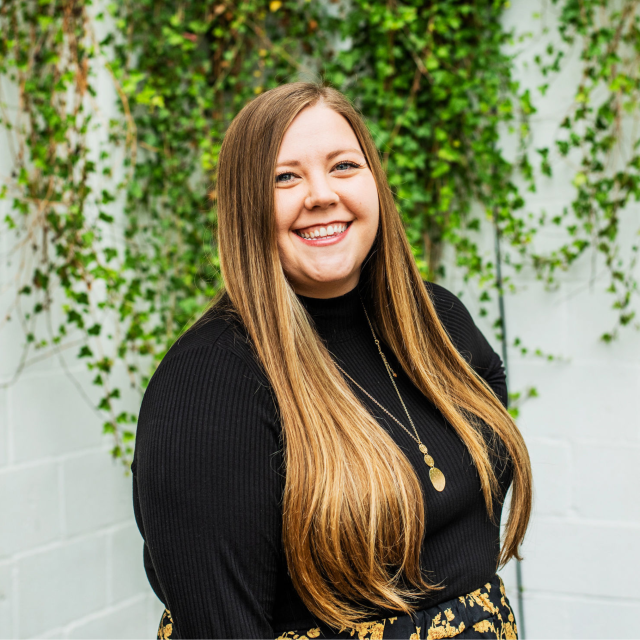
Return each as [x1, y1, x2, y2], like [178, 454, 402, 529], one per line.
[297, 223, 348, 240]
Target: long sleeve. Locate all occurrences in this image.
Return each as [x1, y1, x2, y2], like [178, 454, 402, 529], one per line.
[133, 287, 516, 637]
[426, 282, 508, 409]
[133, 339, 284, 639]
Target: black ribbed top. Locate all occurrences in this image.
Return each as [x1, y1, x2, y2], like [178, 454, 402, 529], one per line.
[132, 282, 512, 639]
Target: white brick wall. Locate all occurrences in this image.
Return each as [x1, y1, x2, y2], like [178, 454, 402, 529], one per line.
[0, 21, 163, 637]
[468, 271, 640, 638]
[2, 0, 639, 637]
[477, 2, 640, 636]
[0, 357, 163, 639]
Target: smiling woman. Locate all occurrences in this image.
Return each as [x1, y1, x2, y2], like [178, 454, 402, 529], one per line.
[273, 107, 379, 298]
[133, 82, 532, 640]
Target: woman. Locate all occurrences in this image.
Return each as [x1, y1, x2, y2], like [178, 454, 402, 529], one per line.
[133, 82, 532, 640]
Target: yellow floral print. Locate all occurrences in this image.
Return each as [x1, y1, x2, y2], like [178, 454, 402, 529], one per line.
[426, 610, 466, 639]
[157, 609, 173, 640]
[474, 620, 496, 633]
[350, 620, 386, 639]
[159, 576, 518, 640]
[276, 628, 323, 640]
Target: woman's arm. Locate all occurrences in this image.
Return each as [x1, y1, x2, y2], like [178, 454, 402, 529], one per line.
[425, 281, 508, 409]
[133, 340, 284, 639]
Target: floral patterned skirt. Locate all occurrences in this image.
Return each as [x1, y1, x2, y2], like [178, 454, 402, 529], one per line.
[157, 574, 517, 639]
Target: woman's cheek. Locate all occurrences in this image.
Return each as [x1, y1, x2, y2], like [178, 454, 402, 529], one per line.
[348, 176, 378, 218]
[274, 194, 295, 233]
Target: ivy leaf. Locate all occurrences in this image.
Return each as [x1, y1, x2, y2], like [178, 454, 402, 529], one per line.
[78, 345, 93, 358]
[87, 324, 102, 336]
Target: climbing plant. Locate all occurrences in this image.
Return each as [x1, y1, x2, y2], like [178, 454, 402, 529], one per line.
[522, 0, 640, 341]
[0, 0, 134, 457]
[321, 1, 532, 281]
[1, 0, 639, 463]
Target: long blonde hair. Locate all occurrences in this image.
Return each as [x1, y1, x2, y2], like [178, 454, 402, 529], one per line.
[214, 82, 532, 629]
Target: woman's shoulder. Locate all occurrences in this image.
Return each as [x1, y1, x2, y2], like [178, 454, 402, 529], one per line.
[424, 280, 475, 331]
[133, 305, 283, 509]
[154, 305, 266, 385]
[136, 306, 277, 455]
[423, 280, 495, 365]
[137, 306, 273, 431]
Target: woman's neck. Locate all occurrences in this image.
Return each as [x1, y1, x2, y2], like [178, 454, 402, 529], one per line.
[296, 283, 368, 343]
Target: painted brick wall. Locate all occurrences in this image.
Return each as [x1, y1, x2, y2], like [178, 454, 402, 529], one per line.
[0, 12, 164, 636]
[459, 1, 640, 637]
[1, 0, 639, 638]
[0, 324, 164, 638]
[0, 264, 163, 638]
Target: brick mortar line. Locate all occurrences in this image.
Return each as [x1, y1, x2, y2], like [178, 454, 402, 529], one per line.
[509, 356, 640, 370]
[58, 461, 67, 539]
[520, 589, 640, 606]
[0, 364, 98, 387]
[524, 440, 640, 453]
[6, 382, 14, 465]
[525, 515, 640, 529]
[0, 521, 138, 563]
[34, 592, 151, 640]
[66, 591, 151, 629]
[0, 446, 124, 473]
[11, 563, 19, 639]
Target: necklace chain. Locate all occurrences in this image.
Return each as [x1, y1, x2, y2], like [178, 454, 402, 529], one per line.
[332, 302, 446, 492]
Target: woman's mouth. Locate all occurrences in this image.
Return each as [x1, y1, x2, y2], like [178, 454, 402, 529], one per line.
[293, 221, 352, 245]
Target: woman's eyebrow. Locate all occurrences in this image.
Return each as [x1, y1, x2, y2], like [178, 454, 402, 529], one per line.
[276, 147, 363, 167]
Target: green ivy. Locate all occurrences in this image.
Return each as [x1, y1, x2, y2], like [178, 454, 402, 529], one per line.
[2, 0, 639, 465]
[525, 0, 640, 340]
[321, 0, 531, 283]
[0, 0, 134, 457]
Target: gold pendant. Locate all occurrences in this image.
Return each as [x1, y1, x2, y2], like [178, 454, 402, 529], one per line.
[421, 447, 445, 492]
[429, 467, 446, 492]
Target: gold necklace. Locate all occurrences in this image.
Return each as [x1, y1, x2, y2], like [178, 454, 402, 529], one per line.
[333, 304, 446, 492]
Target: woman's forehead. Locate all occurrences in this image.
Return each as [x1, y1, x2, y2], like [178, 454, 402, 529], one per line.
[277, 105, 361, 163]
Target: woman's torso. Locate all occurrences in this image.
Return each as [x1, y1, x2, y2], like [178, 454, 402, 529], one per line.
[133, 282, 513, 638]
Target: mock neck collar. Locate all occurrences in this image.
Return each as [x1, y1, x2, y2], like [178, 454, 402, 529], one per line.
[296, 283, 369, 343]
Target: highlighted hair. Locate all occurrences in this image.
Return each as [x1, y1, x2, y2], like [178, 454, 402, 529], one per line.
[214, 82, 532, 629]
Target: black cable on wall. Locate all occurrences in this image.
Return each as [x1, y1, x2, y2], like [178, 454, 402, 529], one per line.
[494, 221, 526, 639]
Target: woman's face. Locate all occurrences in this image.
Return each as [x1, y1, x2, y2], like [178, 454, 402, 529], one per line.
[274, 104, 380, 298]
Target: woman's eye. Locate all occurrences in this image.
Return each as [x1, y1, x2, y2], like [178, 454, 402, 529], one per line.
[275, 162, 362, 184]
[333, 161, 361, 172]
[275, 172, 296, 184]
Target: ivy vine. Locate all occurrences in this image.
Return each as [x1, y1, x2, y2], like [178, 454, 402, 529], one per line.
[1, 0, 639, 463]
[522, 0, 640, 342]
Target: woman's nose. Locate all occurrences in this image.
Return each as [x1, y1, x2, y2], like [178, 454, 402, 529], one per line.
[304, 173, 339, 210]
